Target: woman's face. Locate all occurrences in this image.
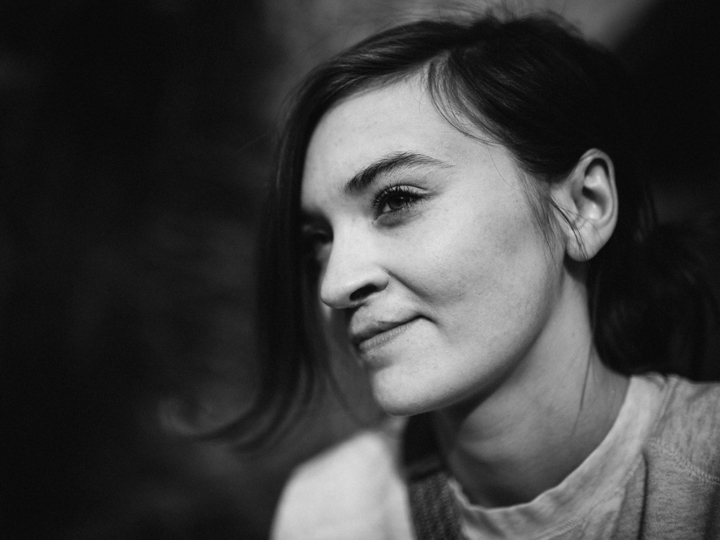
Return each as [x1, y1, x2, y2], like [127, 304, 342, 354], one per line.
[301, 79, 571, 416]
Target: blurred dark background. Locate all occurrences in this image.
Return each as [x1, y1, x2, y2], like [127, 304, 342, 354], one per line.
[0, 0, 718, 538]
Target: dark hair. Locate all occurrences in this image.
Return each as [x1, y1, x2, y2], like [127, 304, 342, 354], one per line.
[236, 13, 717, 446]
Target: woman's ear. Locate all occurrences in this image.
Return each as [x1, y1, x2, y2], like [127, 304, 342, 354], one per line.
[552, 149, 618, 262]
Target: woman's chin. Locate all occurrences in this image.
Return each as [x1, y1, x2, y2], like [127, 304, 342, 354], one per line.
[370, 379, 450, 417]
[368, 365, 487, 418]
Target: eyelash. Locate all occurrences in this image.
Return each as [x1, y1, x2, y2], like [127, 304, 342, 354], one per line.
[302, 184, 425, 264]
[371, 184, 425, 218]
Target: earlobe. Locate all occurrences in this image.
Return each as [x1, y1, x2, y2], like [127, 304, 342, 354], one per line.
[556, 149, 618, 262]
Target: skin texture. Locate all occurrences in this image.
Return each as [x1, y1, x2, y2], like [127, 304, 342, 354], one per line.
[301, 78, 628, 507]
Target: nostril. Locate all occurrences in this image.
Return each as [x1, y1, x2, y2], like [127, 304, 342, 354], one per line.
[349, 284, 377, 303]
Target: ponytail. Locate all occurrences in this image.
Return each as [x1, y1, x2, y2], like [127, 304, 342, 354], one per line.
[592, 215, 719, 378]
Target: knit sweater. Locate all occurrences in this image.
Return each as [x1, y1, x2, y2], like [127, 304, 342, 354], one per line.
[272, 374, 720, 539]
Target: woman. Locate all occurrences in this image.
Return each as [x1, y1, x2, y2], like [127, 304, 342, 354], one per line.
[253, 13, 720, 539]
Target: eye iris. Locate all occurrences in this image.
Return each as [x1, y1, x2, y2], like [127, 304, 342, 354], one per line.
[387, 193, 410, 210]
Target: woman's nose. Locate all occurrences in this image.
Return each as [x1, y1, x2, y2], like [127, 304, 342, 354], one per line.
[319, 235, 388, 310]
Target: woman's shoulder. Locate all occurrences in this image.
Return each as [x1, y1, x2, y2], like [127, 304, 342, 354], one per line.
[285, 415, 406, 493]
[619, 374, 720, 536]
[271, 416, 414, 540]
[646, 373, 720, 479]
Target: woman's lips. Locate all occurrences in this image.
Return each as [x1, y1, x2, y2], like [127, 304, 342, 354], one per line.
[350, 318, 419, 353]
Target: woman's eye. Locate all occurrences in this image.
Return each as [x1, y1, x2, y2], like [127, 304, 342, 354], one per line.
[302, 226, 332, 260]
[384, 192, 414, 212]
[375, 186, 423, 216]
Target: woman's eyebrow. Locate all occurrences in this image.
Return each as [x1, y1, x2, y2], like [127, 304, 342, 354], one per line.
[344, 151, 448, 194]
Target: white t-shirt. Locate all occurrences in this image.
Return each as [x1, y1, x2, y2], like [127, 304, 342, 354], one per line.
[271, 374, 720, 539]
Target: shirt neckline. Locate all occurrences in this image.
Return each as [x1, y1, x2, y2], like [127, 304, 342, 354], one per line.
[449, 374, 666, 539]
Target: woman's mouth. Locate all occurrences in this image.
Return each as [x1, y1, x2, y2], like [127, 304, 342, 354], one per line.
[350, 318, 419, 353]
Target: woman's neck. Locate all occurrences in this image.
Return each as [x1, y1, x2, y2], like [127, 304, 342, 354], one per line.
[434, 300, 628, 507]
[433, 348, 629, 508]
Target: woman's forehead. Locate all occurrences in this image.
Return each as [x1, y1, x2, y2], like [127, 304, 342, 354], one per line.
[299, 79, 523, 220]
[301, 80, 477, 192]
[310, 80, 433, 150]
